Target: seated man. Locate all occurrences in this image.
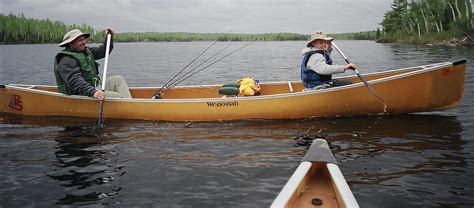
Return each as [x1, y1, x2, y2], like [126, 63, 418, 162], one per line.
[53, 28, 131, 100]
[300, 32, 356, 90]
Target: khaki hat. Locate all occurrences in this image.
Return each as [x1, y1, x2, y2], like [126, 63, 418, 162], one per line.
[306, 31, 333, 47]
[59, 29, 90, 47]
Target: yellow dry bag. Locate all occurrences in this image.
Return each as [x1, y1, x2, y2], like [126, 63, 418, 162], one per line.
[236, 77, 261, 96]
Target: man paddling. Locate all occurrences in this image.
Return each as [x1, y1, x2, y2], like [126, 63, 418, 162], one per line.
[300, 32, 356, 90]
[53, 28, 132, 100]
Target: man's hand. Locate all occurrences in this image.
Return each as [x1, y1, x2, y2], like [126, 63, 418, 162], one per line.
[344, 63, 357, 70]
[93, 90, 106, 100]
[106, 27, 115, 37]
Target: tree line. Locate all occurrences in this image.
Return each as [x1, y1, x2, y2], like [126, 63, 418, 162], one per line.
[0, 13, 102, 44]
[380, 0, 473, 43]
[0, 13, 310, 44]
[329, 30, 380, 40]
[116, 32, 308, 42]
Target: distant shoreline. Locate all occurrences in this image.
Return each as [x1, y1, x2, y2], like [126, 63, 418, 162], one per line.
[2, 12, 472, 46]
[377, 34, 474, 47]
[1, 13, 379, 45]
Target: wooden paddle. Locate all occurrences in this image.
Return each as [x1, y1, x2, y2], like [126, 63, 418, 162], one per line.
[94, 33, 112, 130]
[331, 42, 388, 112]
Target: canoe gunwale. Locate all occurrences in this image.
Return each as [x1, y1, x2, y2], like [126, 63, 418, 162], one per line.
[270, 161, 313, 208]
[4, 61, 455, 103]
[327, 163, 359, 208]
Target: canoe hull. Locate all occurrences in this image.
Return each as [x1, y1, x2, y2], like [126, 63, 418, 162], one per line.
[0, 61, 465, 122]
[271, 139, 359, 208]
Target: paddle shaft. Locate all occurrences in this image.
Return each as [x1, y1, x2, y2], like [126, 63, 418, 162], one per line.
[95, 33, 112, 129]
[331, 42, 387, 106]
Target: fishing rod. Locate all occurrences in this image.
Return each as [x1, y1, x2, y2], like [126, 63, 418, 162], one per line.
[163, 44, 232, 90]
[171, 41, 254, 87]
[152, 41, 218, 98]
[152, 30, 232, 99]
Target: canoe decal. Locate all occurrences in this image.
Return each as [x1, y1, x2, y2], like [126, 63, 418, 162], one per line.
[442, 67, 452, 78]
[8, 94, 23, 111]
[206, 101, 239, 107]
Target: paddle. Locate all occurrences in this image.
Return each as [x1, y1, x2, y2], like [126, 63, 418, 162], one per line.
[331, 42, 388, 112]
[94, 33, 112, 130]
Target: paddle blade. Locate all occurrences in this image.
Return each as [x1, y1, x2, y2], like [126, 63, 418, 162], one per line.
[93, 100, 105, 130]
[94, 117, 105, 130]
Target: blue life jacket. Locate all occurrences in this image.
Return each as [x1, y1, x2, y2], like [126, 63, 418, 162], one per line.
[300, 50, 333, 88]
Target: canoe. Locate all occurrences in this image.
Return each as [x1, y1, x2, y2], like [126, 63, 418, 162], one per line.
[0, 60, 465, 122]
[271, 139, 359, 208]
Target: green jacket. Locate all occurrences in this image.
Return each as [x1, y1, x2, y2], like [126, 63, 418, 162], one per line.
[53, 48, 100, 95]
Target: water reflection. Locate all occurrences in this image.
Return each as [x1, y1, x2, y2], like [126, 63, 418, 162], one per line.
[167, 114, 469, 207]
[387, 43, 474, 66]
[0, 113, 471, 207]
[316, 115, 468, 207]
[2, 40, 473, 207]
[47, 126, 124, 206]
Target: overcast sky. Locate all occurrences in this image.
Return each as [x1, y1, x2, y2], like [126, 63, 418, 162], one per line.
[1, 0, 393, 34]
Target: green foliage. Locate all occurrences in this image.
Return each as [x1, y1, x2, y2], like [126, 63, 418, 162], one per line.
[0, 12, 103, 44]
[1, 13, 309, 44]
[379, 0, 473, 43]
[329, 31, 378, 40]
[115, 32, 308, 42]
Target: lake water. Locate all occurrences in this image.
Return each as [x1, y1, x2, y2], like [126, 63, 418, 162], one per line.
[1, 41, 473, 207]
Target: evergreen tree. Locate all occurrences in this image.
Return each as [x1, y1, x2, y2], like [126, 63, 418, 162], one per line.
[379, 0, 473, 42]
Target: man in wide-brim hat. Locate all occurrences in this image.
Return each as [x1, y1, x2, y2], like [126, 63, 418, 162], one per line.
[306, 31, 333, 47]
[53, 27, 131, 100]
[58, 29, 91, 47]
[300, 31, 356, 90]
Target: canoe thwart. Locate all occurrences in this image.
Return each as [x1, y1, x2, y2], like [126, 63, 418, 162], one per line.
[288, 81, 294, 93]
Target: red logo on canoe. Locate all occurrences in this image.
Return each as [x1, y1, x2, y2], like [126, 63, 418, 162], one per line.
[442, 68, 451, 78]
[8, 94, 23, 111]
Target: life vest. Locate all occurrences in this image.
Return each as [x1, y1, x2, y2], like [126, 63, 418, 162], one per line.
[236, 77, 261, 96]
[300, 50, 333, 88]
[53, 48, 100, 94]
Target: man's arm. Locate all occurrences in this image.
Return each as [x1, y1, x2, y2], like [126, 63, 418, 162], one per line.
[57, 56, 97, 97]
[89, 36, 114, 60]
[307, 53, 345, 75]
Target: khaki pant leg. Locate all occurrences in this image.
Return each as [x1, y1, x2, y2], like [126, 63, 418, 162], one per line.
[104, 91, 124, 98]
[106, 75, 132, 98]
[97, 75, 132, 98]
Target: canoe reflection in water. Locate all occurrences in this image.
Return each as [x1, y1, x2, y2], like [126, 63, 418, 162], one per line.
[307, 114, 467, 207]
[0, 113, 469, 207]
[46, 126, 124, 205]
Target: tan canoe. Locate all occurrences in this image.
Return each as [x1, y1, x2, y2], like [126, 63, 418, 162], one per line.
[0, 60, 465, 122]
[271, 139, 358, 208]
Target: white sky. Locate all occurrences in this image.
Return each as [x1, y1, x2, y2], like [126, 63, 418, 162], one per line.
[1, 0, 393, 34]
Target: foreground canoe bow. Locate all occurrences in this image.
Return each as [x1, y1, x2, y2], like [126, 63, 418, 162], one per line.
[0, 60, 466, 121]
[271, 139, 358, 208]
